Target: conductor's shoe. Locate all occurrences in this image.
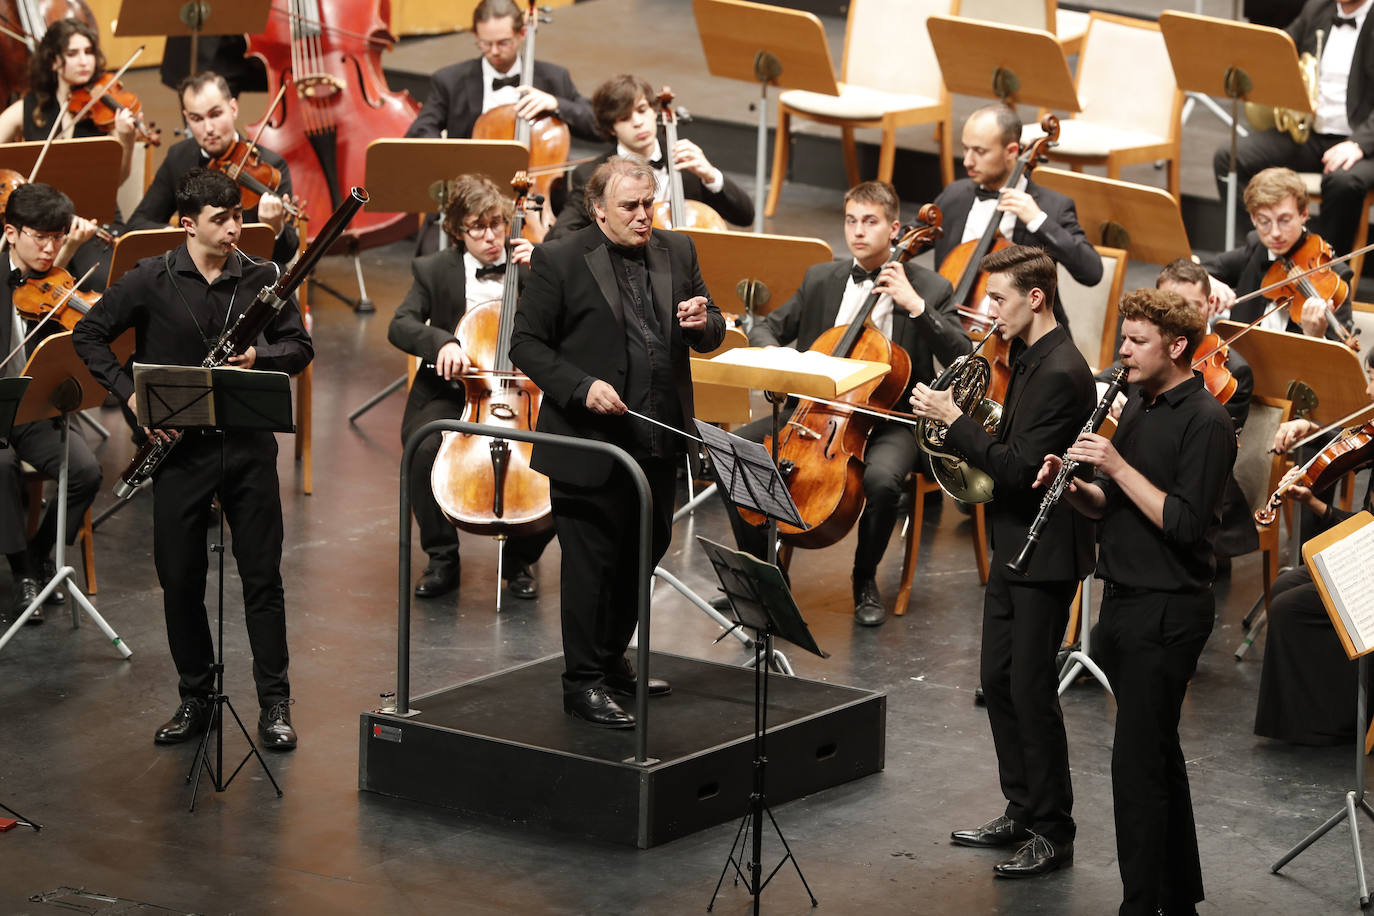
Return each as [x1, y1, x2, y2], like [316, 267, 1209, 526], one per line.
[853, 575, 885, 627]
[414, 564, 459, 598]
[257, 699, 297, 750]
[564, 686, 636, 728]
[506, 564, 538, 599]
[15, 576, 41, 624]
[154, 697, 212, 745]
[951, 814, 1032, 848]
[39, 560, 65, 605]
[604, 659, 672, 697]
[993, 835, 1072, 878]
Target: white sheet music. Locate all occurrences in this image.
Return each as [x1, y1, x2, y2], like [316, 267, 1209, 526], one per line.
[710, 347, 872, 383]
[1311, 520, 1374, 657]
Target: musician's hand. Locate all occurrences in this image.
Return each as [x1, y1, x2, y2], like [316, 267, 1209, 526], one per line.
[677, 295, 709, 330]
[434, 341, 472, 380]
[1299, 296, 1331, 337]
[1206, 276, 1236, 319]
[672, 139, 720, 185]
[909, 382, 961, 426]
[997, 187, 1044, 227]
[585, 379, 626, 415]
[877, 263, 925, 317]
[1275, 465, 1324, 513]
[514, 86, 558, 121]
[509, 236, 534, 266]
[112, 107, 136, 146]
[128, 393, 178, 443]
[1033, 453, 1064, 490]
[258, 192, 286, 237]
[1272, 417, 1318, 454]
[1064, 431, 1122, 475]
[227, 346, 257, 370]
[55, 215, 96, 268]
[1323, 140, 1364, 173]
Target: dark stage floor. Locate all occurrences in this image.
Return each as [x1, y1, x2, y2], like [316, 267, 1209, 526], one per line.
[2, 1, 1373, 914]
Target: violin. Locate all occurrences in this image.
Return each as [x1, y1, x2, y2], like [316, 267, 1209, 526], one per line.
[651, 87, 726, 232]
[1260, 232, 1360, 351]
[0, 0, 98, 104]
[1255, 420, 1374, 525]
[66, 72, 160, 145]
[0, 167, 113, 245]
[206, 138, 302, 223]
[13, 263, 98, 331]
[737, 206, 944, 549]
[1192, 331, 1237, 404]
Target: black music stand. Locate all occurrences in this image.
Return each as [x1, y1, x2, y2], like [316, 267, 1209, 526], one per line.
[134, 362, 294, 811]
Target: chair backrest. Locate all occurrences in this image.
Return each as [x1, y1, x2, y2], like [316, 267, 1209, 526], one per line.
[1353, 302, 1374, 349]
[844, 0, 955, 99]
[1057, 245, 1126, 371]
[1234, 396, 1294, 515]
[1074, 12, 1180, 139]
[955, 0, 1052, 30]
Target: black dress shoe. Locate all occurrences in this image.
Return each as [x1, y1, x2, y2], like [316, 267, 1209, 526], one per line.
[605, 658, 671, 697]
[506, 564, 538, 599]
[154, 697, 212, 745]
[564, 686, 635, 728]
[414, 564, 460, 598]
[951, 814, 1032, 848]
[39, 559, 66, 606]
[853, 575, 885, 627]
[258, 699, 298, 750]
[15, 576, 41, 624]
[993, 835, 1072, 878]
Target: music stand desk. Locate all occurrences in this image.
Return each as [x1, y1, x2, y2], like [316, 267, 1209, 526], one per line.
[1215, 321, 1373, 427]
[108, 225, 277, 287]
[692, 0, 839, 95]
[363, 140, 530, 214]
[681, 229, 831, 321]
[1034, 167, 1191, 264]
[1160, 12, 1311, 114]
[114, 0, 270, 36]
[692, 347, 888, 401]
[0, 138, 123, 223]
[926, 16, 1079, 111]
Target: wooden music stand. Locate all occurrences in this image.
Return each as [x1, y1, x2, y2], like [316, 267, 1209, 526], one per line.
[692, 0, 839, 233]
[692, 327, 751, 427]
[107, 225, 277, 287]
[1034, 167, 1191, 265]
[1159, 12, 1310, 249]
[362, 140, 530, 216]
[0, 138, 123, 223]
[925, 16, 1080, 111]
[680, 228, 831, 326]
[113, 0, 271, 77]
[1214, 321, 1373, 427]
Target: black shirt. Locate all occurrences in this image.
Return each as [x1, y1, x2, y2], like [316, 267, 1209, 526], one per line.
[608, 242, 682, 458]
[72, 244, 312, 404]
[1096, 372, 1236, 592]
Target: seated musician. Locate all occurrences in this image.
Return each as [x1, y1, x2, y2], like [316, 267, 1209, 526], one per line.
[1212, 0, 1374, 257]
[933, 104, 1102, 326]
[1254, 348, 1374, 746]
[1202, 167, 1356, 342]
[127, 72, 298, 266]
[0, 182, 102, 623]
[725, 181, 968, 627]
[546, 73, 753, 239]
[386, 174, 553, 600]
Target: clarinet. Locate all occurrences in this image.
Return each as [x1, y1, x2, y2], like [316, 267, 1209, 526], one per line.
[1006, 365, 1128, 576]
[113, 188, 369, 499]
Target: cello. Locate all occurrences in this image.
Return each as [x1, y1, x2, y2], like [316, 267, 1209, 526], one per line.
[651, 86, 726, 231]
[244, 0, 418, 245]
[737, 207, 943, 549]
[430, 173, 551, 538]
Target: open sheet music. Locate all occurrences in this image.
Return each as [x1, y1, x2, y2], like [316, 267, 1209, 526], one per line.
[1305, 511, 1374, 659]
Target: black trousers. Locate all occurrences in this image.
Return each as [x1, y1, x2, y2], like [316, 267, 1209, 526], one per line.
[1212, 128, 1374, 256]
[401, 395, 553, 575]
[153, 431, 289, 709]
[1096, 586, 1214, 916]
[550, 456, 676, 696]
[0, 417, 102, 558]
[980, 568, 1077, 844]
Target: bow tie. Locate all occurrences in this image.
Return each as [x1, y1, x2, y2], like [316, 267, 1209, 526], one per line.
[850, 264, 881, 284]
[491, 74, 520, 91]
[973, 185, 1001, 201]
[475, 262, 507, 280]
[7, 267, 22, 290]
[1334, 15, 1359, 29]
[648, 156, 666, 170]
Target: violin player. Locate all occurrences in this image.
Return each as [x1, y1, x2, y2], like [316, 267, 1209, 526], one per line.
[386, 173, 553, 601]
[547, 73, 753, 239]
[0, 181, 101, 625]
[722, 181, 967, 627]
[127, 71, 298, 267]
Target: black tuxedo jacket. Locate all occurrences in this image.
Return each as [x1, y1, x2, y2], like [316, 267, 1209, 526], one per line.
[387, 247, 530, 416]
[1201, 230, 1354, 339]
[944, 325, 1098, 582]
[750, 259, 967, 384]
[127, 137, 299, 265]
[1288, 0, 1374, 152]
[547, 145, 755, 240]
[405, 58, 598, 142]
[510, 224, 726, 487]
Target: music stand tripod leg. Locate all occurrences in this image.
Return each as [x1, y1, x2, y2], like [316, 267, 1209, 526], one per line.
[0, 799, 41, 830]
[347, 375, 407, 423]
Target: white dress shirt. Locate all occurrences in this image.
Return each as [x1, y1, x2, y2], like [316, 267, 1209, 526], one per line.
[834, 259, 894, 340]
[481, 56, 523, 115]
[1315, 0, 1372, 137]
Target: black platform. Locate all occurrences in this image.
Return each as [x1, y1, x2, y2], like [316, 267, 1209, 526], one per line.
[358, 651, 885, 848]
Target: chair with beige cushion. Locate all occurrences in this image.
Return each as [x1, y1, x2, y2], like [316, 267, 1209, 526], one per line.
[1055, 244, 1127, 371]
[764, 0, 956, 218]
[955, 0, 1088, 55]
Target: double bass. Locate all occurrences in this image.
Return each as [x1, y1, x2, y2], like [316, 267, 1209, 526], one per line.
[650, 87, 726, 231]
[244, 0, 418, 245]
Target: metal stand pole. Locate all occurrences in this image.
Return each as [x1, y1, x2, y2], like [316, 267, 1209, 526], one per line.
[1057, 575, 1112, 697]
[347, 375, 407, 423]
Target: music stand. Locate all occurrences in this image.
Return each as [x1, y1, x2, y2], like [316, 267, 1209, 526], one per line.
[108, 225, 277, 287]
[1034, 167, 1192, 264]
[926, 15, 1080, 111]
[113, 0, 271, 78]
[0, 139, 123, 222]
[1213, 321, 1371, 427]
[692, 0, 839, 233]
[680, 228, 831, 330]
[1159, 12, 1311, 249]
[0, 334, 132, 656]
[133, 362, 294, 811]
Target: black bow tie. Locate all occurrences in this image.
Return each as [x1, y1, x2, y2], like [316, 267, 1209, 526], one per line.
[7, 267, 22, 290]
[973, 185, 1001, 201]
[491, 74, 520, 91]
[850, 264, 880, 284]
[648, 156, 665, 170]
[1334, 15, 1358, 29]
[475, 262, 507, 280]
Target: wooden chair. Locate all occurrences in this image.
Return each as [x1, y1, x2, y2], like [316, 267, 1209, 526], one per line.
[955, 0, 1087, 55]
[1056, 244, 1127, 371]
[895, 474, 989, 617]
[22, 462, 96, 594]
[764, 0, 956, 218]
[1030, 12, 1184, 200]
[1232, 395, 1294, 612]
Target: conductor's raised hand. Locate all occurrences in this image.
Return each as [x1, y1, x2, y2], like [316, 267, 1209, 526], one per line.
[677, 295, 709, 329]
[585, 379, 626, 415]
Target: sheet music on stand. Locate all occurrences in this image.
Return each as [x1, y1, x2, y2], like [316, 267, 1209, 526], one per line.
[697, 536, 827, 659]
[693, 419, 805, 531]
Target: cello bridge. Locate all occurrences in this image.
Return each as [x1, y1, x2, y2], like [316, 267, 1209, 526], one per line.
[297, 75, 345, 99]
[489, 403, 517, 421]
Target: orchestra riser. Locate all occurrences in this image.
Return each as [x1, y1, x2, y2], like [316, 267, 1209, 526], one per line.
[358, 651, 885, 848]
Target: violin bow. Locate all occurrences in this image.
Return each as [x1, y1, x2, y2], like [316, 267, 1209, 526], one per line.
[0, 263, 99, 373]
[61, 45, 145, 141]
[235, 84, 288, 177]
[1277, 402, 1374, 455]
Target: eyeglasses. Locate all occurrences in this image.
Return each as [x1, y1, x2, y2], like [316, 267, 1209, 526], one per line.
[475, 38, 518, 52]
[462, 219, 507, 239]
[1252, 213, 1300, 233]
[20, 227, 67, 247]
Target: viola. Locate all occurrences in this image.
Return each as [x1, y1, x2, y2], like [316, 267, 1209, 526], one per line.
[206, 139, 303, 223]
[1255, 420, 1374, 525]
[1192, 331, 1237, 404]
[66, 72, 161, 146]
[737, 206, 944, 549]
[429, 172, 552, 537]
[651, 86, 726, 232]
[13, 263, 98, 331]
[1261, 232, 1360, 352]
[0, 167, 114, 245]
[0, 0, 97, 104]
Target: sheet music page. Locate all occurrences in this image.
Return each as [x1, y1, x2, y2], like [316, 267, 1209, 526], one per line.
[710, 347, 872, 383]
[132, 363, 215, 429]
[1312, 521, 1374, 656]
